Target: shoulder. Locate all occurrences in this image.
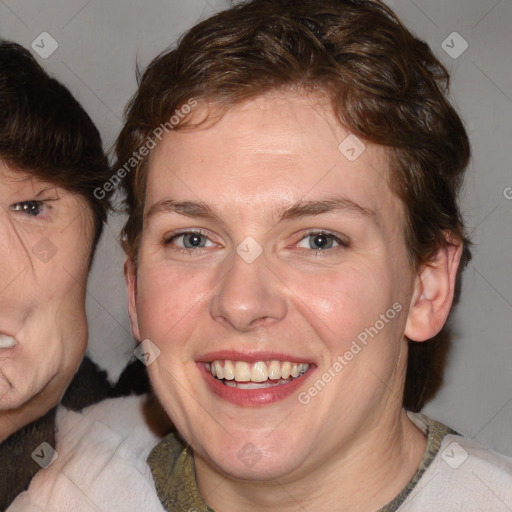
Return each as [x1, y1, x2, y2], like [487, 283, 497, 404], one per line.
[399, 414, 512, 511]
[8, 395, 166, 512]
[62, 357, 152, 412]
[60, 356, 113, 411]
[436, 433, 512, 488]
[58, 392, 155, 437]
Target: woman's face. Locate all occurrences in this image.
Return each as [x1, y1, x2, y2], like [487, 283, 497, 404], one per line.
[127, 93, 418, 481]
[0, 163, 94, 416]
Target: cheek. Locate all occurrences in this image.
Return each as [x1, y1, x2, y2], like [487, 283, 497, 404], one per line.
[289, 263, 391, 345]
[28, 254, 85, 306]
[39, 226, 94, 302]
[0, 226, 37, 285]
[45, 198, 95, 282]
[135, 264, 213, 343]
[55, 227, 93, 276]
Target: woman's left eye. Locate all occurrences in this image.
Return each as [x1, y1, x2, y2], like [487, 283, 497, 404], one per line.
[10, 200, 45, 217]
[296, 232, 348, 251]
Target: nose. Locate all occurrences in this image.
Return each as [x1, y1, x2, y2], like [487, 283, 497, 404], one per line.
[209, 248, 287, 332]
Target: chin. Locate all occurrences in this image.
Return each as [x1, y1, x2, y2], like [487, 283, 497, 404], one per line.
[193, 427, 309, 482]
[0, 382, 31, 410]
[0, 363, 50, 411]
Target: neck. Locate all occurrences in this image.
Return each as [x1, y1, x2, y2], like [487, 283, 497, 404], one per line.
[195, 409, 426, 512]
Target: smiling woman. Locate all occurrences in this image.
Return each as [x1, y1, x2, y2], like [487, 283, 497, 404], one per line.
[115, 0, 511, 511]
[0, 40, 116, 509]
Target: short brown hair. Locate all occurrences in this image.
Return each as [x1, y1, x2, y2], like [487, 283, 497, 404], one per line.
[0, 40, 113, 250]
[117, 0, 472, 410]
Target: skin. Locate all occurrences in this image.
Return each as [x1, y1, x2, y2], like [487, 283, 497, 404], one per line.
[0, 162, 95, 442]
[126, 91, 462, 511]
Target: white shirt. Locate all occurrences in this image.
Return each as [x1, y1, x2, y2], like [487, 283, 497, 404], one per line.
[394, 413, 512, 511]
[8, 395, 165, 512]
[9, 403, 512, 511]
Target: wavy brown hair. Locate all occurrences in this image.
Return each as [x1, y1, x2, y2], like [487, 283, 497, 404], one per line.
[117, 0, 471, 411]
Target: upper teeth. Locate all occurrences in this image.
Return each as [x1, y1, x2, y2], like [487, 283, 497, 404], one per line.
[206, 360, 310, 382]
[0, 334, 16, 349]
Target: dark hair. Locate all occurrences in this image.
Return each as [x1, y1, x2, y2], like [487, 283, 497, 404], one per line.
[0, 40, 112, 250]
[117, 0, 472, 410]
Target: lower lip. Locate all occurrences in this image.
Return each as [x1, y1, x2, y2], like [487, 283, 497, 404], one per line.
[198, 363, 314, 407]
[0, 344, 18, 355]
[0, 340, 17, 352]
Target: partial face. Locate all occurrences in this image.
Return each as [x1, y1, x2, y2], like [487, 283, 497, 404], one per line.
[128, 93, 417, 481]
[0, 164, 94, 411]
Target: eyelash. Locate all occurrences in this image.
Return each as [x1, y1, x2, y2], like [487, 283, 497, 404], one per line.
[296, 230, 349, 253]
[164, 229, 216, 255]
[164, 229, 349, 256]
[9, 200, 48, 217]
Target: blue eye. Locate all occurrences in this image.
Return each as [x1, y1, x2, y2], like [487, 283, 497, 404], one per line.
[297, 232, 348, 251]
[167, 231, 215, 249]
[10, 200, 44, 217]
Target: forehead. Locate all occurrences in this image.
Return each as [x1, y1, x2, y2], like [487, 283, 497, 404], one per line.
[145, 92, 401, 226]
[0, 161, 46, 191]
[0, 161, 28, 180]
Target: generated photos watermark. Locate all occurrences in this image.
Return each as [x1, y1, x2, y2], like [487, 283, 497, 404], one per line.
[298, 301, 403, 405]
[93, 97, 198, 200]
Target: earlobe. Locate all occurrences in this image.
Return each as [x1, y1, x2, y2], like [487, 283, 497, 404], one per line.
[124, 257, 141, 341]
[404, 238, 463, 342]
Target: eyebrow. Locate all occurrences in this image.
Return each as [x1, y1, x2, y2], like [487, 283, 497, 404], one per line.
[34, 186, 58, 198]
[145, 196, 376, 225]
[277, 197, 376, 223]
[146, 199, 219, 222]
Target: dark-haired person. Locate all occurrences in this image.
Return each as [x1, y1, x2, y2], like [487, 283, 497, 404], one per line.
[3, 40, 166, 512]
[115, 0, 511, 510]
[0, 40, 150, 510]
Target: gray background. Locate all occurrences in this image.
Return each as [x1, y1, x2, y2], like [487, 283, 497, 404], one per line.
[1, 0, 510, 455]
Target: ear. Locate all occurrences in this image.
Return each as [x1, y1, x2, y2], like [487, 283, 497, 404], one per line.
[404, 235, 463, 342]
[124, 257, 141, 342]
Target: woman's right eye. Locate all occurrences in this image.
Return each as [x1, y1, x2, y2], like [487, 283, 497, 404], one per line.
[166, 231, 216, 250]
[10, 200, 44, 217]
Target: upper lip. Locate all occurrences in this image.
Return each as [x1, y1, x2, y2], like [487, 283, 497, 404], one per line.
[197, 350, 314, 364]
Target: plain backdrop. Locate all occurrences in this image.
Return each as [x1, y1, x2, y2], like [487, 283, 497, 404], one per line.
[1, 0, 511, 455]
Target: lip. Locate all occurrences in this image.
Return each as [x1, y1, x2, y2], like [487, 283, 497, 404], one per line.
[197, 352, 316, 407]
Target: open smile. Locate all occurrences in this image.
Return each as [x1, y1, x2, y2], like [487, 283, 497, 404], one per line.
[206, 359, 309, 388]
[198, 355, 315, 406]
